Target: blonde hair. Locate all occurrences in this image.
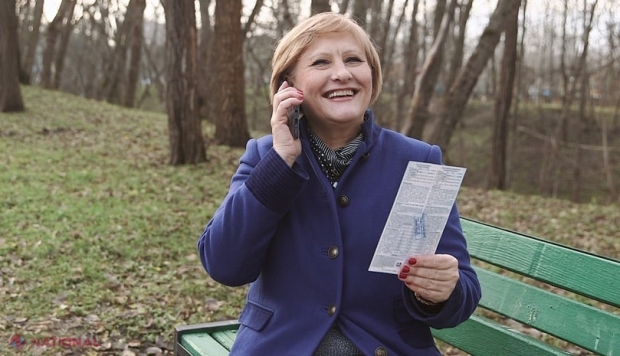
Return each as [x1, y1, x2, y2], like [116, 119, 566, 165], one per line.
[270, 13, 382, 105]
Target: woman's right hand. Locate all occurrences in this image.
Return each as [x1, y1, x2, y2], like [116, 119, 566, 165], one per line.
[272, 80, 304, 167]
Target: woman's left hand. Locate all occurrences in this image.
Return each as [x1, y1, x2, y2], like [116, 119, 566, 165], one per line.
[398, 254, 460, 304]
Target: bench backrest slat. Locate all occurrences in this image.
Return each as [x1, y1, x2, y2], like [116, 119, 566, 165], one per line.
[475, 266, 620, 355]
[431, 315, 570, 356]
[461, 218, 620, 308]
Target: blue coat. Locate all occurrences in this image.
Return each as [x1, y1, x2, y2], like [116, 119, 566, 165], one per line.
[198, 109, 481, 355]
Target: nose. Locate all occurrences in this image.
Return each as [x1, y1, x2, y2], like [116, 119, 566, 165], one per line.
[330, 59, 352, 82]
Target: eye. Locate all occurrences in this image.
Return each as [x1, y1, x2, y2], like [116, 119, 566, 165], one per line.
[312, 59, 330, 66]
[346, 56, 364, 64]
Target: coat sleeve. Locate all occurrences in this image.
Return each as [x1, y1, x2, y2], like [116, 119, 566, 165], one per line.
[197, 139, 308, 286]
[402, 144, 482, 328]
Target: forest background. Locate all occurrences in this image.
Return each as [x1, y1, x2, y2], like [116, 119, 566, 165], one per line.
[1, 0, 620, 355]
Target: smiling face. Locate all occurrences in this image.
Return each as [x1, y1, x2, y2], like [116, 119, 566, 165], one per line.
[289, 32, 373, 143]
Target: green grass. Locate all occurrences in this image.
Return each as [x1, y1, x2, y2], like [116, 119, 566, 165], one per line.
[1, 86, 618, 355]
[0, 86, 246, 355]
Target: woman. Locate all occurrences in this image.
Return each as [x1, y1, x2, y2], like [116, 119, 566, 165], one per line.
[198, 12, 481, 356]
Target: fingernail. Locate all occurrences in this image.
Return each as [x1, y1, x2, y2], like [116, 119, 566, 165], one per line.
[401, 265, 410, 273]
[408, 258, 417, 265]
[398, 273, 407, 279]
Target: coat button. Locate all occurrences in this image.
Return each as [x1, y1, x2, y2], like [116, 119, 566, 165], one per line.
[328, 246, 339, 259]
[337, 195, 350, 207]
[328, 305, 337, 316]
[375, 347, 387, 356]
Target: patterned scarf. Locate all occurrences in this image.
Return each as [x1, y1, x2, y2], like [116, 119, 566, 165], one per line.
[308, 129, 364, 187]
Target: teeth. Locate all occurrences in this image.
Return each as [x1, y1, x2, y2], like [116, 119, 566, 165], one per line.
[328, 90, 354, 98]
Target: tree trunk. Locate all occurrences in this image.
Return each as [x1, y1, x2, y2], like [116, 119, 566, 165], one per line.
[123, 0, 146, 108]
[213, 0, 250, 147]
[367, 0, 383, 44]
[602, 104, 617, 203]
[352, 0, 369, 29]
[445, 0, 472, 90]
[428, 0, 521, 151]
[40, 1, 61, 89]
[546, 0, 597, 197]
[338, 0, 350, 14]
[396, 0, 420, 131]
[380, 0, 411, 123]
[40, 0, 75, 89]
[377, 0, 395, 68]
[279, 0, 296, 32]
[164, 0, 207, 165]
[198, 0, 214, 119]
[102, 0, 136, 104]
[506, 0, 527, 188]
[488, 0, 520, 190]
[401, 0, 454, 140]
[0, 0, 25, 112]
[243, 0, 264, 37]
[311, 0, 331, 14]
[52, 2, 77, 90]
[21, 0, 45, 84]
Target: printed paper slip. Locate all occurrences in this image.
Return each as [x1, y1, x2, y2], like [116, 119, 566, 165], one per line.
[368, 161, 466, 274]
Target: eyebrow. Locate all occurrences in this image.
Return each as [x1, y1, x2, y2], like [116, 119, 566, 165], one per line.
[305, 49, 365, 60]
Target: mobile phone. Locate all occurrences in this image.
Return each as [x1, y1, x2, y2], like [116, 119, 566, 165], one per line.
[280, 78, 300, 140]
[287, 104, 300, 140]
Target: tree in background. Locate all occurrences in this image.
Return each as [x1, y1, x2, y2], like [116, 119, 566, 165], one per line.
[9, 0, 620, 203]
[429, 0, 522, 151]
[123, 0, 146, 108]
[488, 0, 520, 190]
[213, 0, 250, 147]
[197, 0, 215, 120]
[400, 0, 454, 139]
[164, 0, 206, 165]
[311, 0, 331, 14]
[40, 0, 76, 89]
[0, 0, 25, 112]
[101, 0, 146, 107]
[19, 0, 45, 84]
[395, 0, 420, 131]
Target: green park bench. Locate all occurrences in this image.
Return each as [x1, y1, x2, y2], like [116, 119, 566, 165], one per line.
[174, 218, 620, 356]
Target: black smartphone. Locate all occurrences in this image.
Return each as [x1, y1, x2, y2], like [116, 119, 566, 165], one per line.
[280, 78, 300, 140]
[287, 104, 300, 140]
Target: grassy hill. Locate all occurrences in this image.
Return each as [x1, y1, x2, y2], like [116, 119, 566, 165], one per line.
[1, 86, 618, 355]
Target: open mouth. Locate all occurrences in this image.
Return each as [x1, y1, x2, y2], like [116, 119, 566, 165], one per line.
[325, 89, 356, 99]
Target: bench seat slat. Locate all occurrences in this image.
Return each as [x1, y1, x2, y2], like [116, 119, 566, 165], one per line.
[475, 266, 620, 355]
[181, 332, 231, 356]
[461, 218, 620, 308]
[212, 330, 237, 350]
[431, 314, 570, 356]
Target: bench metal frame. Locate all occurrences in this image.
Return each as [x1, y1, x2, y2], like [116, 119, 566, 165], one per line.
[175, 218, 620, 355]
